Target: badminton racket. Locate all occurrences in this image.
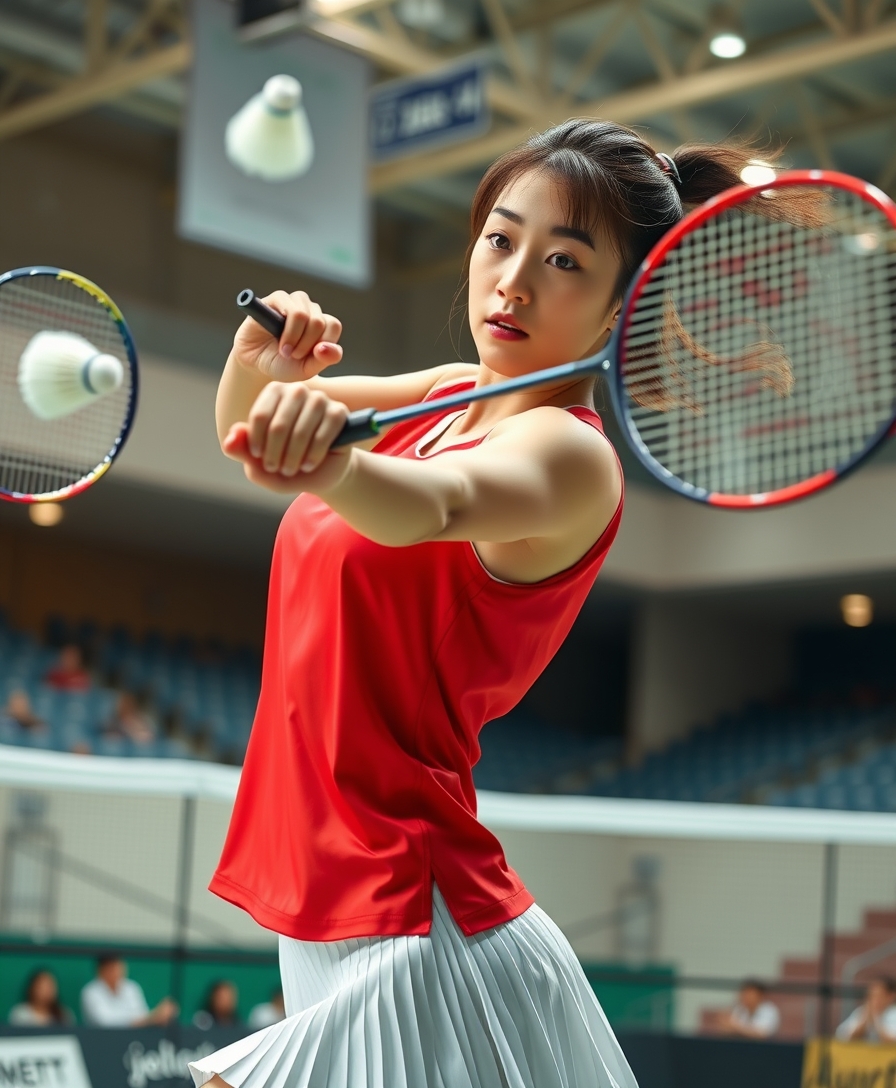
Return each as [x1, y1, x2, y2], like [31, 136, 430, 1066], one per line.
[238, 170, 896, 508]
[0, 266, 138, 504]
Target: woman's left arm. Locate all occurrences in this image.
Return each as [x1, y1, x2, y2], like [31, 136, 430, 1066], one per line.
[224, 403, 621, 548]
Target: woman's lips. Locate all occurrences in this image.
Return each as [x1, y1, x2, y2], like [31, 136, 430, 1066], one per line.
[486, 318, 528, 341]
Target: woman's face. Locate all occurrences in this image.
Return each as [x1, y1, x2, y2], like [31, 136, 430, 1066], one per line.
[211, 983, 237, 1018]
[30, 972, 57, 1008]
[468, 169, 621, 378]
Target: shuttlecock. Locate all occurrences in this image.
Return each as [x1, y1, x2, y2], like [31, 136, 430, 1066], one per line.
[18, 331, 124, 421]
[225, 75, 314, 182]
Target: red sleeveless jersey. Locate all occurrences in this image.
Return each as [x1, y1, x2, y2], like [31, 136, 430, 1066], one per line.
[209, 382, 624, 940]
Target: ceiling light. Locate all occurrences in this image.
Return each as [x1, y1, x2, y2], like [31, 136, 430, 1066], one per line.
[708, 6, 746, 59]
[29, 503, 64, 527]
[841, 594, 873, 628]
[740, 161, 776, 186]
[709, 31, 746, 58]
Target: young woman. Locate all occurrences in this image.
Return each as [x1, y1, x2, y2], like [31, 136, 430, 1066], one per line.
[190, 119, 784, 1088]
[8, 969, 72, 1026]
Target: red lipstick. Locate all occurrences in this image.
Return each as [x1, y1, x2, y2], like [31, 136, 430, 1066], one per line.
[486, 312, 527, 341]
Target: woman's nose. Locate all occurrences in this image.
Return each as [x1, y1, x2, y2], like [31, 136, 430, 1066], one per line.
[496, 257, 532, 304]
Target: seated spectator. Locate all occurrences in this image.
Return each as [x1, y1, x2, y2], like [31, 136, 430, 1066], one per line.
[44, 644, 91, 692]
[8, 968, 72, 1026]
[248, 988, 285, 1030]
[1, 690, 46, 734]
[103, 692, 156, 746]
[80, 953, 178, 1027]
[837, 976, 896, 1042]
[192, 980, 241, 1030]
[718, 980, 780, 1039]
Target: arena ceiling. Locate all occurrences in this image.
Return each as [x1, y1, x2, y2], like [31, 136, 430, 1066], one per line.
[1, 0, 895, 231]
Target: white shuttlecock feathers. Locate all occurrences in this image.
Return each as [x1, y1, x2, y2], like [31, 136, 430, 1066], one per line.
[18, 331, 124, 421]
[225, 75, 314, 182]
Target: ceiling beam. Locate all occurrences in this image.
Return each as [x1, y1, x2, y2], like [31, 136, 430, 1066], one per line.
[309, 0, 618, 34]
[308, 17, 542, 123]
[0, 39, 189, 141]
[370, 18, 896, 192]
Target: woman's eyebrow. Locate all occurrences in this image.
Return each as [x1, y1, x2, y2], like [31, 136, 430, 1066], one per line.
[551, 225, 595, 250]
[491, 207, 595, 250]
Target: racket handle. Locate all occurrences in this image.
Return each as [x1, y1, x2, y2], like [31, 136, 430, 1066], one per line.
[236, 289, 286, 339]
[332, 408, 380, 447]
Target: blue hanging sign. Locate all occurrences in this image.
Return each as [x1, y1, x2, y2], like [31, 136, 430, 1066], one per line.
[370, 62, 489, 162]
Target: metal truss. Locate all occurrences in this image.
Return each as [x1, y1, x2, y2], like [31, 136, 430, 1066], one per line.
[0, 0, 894, 200]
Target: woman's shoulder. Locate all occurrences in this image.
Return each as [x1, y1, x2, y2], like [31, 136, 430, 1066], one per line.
[491, 402, 613, 456]
[425, 363, 479, 398]
[8, 1004, 42, 1025]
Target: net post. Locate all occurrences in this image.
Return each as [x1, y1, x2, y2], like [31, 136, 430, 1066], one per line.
[817, 841, 839, 1086]
[171, 795, 197, 1023]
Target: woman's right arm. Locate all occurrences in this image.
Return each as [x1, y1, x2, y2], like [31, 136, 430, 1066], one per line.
[216, 289, 476, 446]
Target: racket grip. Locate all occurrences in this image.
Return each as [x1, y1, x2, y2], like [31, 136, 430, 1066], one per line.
[236, 289, 286, 339]
[332, 408, 380, 448]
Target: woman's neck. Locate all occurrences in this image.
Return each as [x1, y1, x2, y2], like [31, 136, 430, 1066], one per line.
[449, 369, 596, 437]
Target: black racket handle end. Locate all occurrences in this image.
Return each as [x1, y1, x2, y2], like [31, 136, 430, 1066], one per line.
[333, 408, 380, 447]
[237, 289, 286, 339]
[236, 288, 379, 447]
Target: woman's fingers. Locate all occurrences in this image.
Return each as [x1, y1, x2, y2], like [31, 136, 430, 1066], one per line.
[298, 401, 350, 474]
[278, 392, 328, 476]
[260, 388, 313, 472]
[276, 291, 314, 357]
[246, 382, 294, 460]
[312, 341, 343, 366]
[222, 422, 250, 461]
[288, 302, 326, 362]
[281, 396, 349, 477]
[230, 383, 350, 480]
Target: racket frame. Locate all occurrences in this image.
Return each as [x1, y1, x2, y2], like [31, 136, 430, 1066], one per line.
[0, 265, 139, 504]
[612, 169, 896, 508]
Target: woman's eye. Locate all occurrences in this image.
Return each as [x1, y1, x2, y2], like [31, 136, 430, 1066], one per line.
[486, 232, 510, 249]
[550, 253, 578, 270]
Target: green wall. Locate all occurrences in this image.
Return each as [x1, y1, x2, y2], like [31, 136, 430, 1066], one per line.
[2, 937, 674, 1032]
[1, 938, 280, 1026]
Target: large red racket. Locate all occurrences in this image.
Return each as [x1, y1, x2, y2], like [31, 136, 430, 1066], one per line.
[239, 170, 896, 509]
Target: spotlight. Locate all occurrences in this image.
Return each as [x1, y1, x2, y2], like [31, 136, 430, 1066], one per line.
[740, 161, 776, 186]
[841, 594, 873, 628]
[708, 7, 746, 58]
[709, 33, 746, 58]
[29, 503, 64, 527]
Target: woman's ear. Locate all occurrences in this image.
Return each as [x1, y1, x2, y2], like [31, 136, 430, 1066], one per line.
[607, 303, 622, 334]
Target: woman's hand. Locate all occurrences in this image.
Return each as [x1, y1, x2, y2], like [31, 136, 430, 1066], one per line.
[232, 290, 343, 382]
[223, 382, 353, 495]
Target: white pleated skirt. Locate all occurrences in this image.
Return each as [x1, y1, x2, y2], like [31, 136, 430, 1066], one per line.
[189, 885, 638, 1088]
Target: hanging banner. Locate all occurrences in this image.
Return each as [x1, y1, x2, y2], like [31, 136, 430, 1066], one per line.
[369, 62, 489, 162]
[180, 0, 371, 287]
[802, 1036, 896, 1087]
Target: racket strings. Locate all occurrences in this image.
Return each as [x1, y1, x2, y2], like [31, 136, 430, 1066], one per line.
[620, 184, 896, 497]
[0, 275, 134, 499]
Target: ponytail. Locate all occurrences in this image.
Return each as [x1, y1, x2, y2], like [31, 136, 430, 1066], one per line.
[673, 142, 828, 227]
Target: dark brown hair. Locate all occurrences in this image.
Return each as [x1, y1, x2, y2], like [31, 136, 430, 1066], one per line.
[464, 118, 818, 304]
[24, 967, 66, 1023]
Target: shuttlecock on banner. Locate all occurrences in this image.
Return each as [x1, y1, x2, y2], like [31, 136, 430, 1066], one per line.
[225, 74, 314, 182]
[18, 331, 124, 421]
